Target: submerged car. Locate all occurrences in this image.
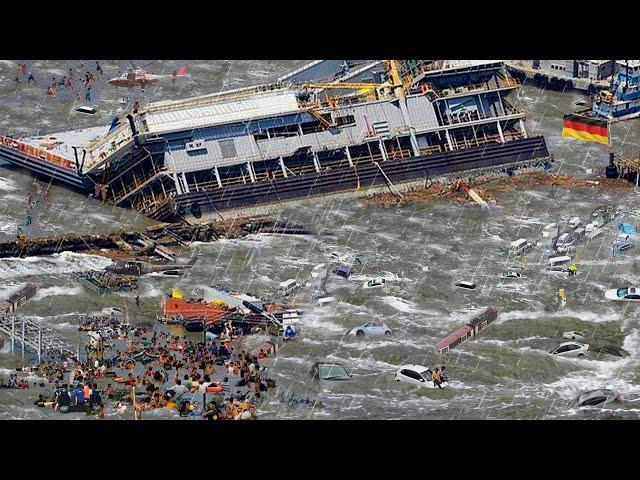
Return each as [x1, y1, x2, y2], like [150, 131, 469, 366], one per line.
[334, 265, 354, 279]
[604, 287, 640, 302]
[550, 341, 590, 357]
[394, 364, 448, 389]
[594, 346, 630, 358]
[563, 331, 586, 340]
[611, 234, 634, 254]
[454, 280, 477, 290]
[310, 362, 352, 383]
[543, 266, 577, 278]
[363, 278, 386, 289]
[347, 320, 392, 337]
[568, 389, 621, 408]
[501, 269, 521, 279]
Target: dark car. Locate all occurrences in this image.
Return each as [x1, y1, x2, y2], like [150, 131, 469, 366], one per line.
[310, 362, 351, 383]
[594, 346, 630, 358]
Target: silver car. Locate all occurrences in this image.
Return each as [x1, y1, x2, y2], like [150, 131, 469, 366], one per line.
[550, 341, 590, 357]
[347, 320, 392, 337]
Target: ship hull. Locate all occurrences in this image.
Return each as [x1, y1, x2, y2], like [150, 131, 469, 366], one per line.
[151, 136, 549, 222]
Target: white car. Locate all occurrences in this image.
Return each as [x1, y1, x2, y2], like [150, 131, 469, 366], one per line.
[347, 320, 392, 337]
[363, 278, 386, 289]
[604, 287, 640, 301]
[563, 331, 586, 340]
[550, 341, 590, 357]
[394, 364, 448, 388]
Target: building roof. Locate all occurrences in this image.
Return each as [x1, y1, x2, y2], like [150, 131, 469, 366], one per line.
[143, 89, 301, 134]
[436, 325, 473, 350]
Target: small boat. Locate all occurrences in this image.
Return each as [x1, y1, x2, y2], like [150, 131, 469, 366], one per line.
[363, 278, 386, 289]
[454, 280, 477, 290]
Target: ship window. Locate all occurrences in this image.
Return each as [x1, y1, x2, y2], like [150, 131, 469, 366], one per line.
[334, 115, 356, 127]
[219, 139, 237, 159]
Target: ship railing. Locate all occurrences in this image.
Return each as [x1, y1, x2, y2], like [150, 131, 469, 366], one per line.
[0, 135, 75, 170]
[110, 163, 167, 204]
[84, 124, 134, 168]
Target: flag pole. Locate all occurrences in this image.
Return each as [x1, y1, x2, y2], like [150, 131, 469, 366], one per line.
[608, 118, 614, 167]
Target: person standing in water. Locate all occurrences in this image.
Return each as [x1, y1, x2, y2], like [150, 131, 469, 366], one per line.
[432, 368, 443, 389]
[135, 293, 140, 308]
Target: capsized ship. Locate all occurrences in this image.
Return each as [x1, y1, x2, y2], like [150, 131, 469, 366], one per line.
[0, 60, 550, 222]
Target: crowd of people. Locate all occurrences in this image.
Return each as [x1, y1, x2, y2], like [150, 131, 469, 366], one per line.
[1, 315, 272, 419]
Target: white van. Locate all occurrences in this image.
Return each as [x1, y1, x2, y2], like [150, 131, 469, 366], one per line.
[278, 279, 301, 296]
[510, 238, 532, 256]
[549, 255, 572, 266]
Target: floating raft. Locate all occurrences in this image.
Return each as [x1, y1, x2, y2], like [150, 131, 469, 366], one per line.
[436, 307, 499, 354]
[0, 283, 37, 314]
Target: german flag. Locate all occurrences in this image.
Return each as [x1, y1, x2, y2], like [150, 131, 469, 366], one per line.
[562, 114, 609, 145]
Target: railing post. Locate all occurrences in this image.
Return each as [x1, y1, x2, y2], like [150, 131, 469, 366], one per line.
[21, 318, 25, 360]
[38, 327, 42, 364]
[11, 316, 15, 354]
[345, 146, 354, 168]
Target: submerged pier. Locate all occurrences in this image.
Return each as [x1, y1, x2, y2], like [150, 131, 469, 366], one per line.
[0, 216, 311, 259]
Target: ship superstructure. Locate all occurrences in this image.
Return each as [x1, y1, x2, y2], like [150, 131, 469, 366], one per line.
[590, 61, 640, 121]
[506, 60, 614, 93]
[0, 60, 550, 222]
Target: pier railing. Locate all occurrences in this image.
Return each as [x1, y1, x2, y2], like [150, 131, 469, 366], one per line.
[0, 135, 75, 170]
[0, 315, 76, 363]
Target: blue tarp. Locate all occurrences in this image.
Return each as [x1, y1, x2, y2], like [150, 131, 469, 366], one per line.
[618, 222, 635, 234]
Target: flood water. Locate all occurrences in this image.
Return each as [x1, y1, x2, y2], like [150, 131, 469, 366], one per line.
[1, 60, 640, 420]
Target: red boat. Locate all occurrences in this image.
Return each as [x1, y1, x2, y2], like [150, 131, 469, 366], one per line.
[162, 296, 228, 323]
